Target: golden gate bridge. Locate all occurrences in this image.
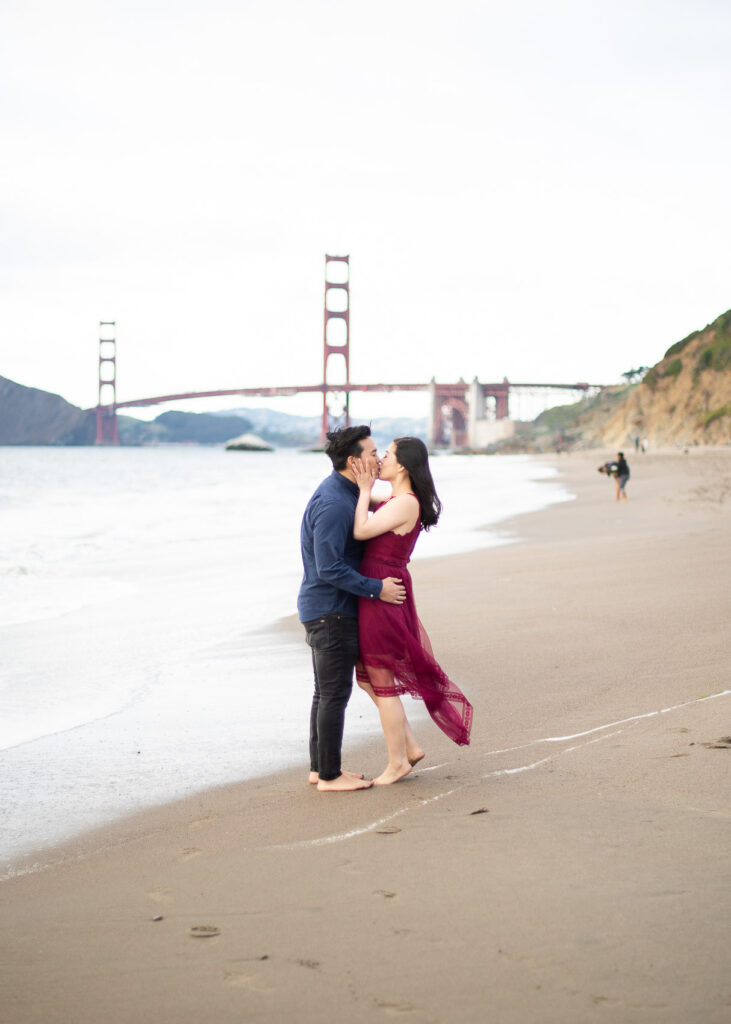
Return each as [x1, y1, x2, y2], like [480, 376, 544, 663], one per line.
[95, 255, 606, 448]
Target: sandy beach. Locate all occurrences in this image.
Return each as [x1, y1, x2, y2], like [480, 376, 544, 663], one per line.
[2, 449, 730, 1023]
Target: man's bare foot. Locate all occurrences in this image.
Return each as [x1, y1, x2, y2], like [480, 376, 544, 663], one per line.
[408, 750, 425, 767]
[309, 769, 365, 785]
[373, 762, 412, 786]
[317, 774, 373, 791]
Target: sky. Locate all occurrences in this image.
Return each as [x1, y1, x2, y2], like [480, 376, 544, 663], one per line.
[2, 0, 730, 423]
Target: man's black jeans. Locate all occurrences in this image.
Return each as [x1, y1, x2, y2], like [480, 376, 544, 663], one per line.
[304, 613, 360, 781]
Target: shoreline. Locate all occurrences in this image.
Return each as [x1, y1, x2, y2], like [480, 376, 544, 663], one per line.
[3, 449, 730, 1022]
[0, 450, 571, 872]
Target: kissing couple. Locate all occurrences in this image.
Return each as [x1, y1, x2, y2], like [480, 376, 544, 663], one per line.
[298, 425, 473, 791]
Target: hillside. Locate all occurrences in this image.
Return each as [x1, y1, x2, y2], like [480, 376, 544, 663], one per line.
[0, 376, 253, 445]
[532, 309, 731, 450]
[0, 376, 96, 444]
[119, 410, 252, 445]
[593, 310, 731, 447]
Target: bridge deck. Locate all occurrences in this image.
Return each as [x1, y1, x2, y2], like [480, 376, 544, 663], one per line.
[112, 381, 602, 410]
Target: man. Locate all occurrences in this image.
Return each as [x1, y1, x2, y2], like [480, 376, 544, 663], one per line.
[298, 425, 406, 792]
[614, 451, 630, 502]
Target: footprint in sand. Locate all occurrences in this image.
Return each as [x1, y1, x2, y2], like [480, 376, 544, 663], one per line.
[704, 736, 731, 749]
[177, 847, 202, 862]
[376, 1001, 422, 1016]
[190, 814, 217, 831]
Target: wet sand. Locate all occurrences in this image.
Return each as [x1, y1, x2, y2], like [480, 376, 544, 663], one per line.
[2, 449, 730, 1023]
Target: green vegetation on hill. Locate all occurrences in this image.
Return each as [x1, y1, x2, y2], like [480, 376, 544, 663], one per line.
[644, 358, 683, 390]
[533, 385, 632, 441]
[700, 403, 731, 428]
[664, 309, 731, 373]
[694, 333, 731, 376]
[647, 308, 731, 394]
[664, 331, 699, 360]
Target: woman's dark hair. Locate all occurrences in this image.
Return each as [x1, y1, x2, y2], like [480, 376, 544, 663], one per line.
[325, 425, 372, 471]
[394, 437, 442, 530]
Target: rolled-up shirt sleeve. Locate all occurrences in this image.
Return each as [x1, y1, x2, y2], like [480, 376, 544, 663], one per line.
[314, 501, 383, 599]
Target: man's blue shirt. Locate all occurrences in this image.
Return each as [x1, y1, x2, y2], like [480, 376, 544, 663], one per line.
[297, 470, 383, 622]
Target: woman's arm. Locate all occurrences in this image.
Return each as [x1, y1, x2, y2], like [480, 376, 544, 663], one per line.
[352, 462, 419, 540]
[355, 493, 419, 540]
[353, 463, 379, 539]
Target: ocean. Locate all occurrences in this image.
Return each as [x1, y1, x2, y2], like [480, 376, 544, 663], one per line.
[0, 446, 573, 871]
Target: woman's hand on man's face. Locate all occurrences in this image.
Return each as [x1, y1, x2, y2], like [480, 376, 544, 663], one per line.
[352, 458, 378, 491]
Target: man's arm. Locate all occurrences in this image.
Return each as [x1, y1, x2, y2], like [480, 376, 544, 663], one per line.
[313, 502, 405, 604]
[313, 501, 383, 600]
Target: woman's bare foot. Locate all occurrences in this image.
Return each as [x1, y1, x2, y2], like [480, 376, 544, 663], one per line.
[309, 769, 365, 785]
[373, 762, 412, 786]
[317, 774, 373, 791]
[408, 750, 425, 767]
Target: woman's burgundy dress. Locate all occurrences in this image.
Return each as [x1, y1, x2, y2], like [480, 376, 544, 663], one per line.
[356, 503, 473, 746]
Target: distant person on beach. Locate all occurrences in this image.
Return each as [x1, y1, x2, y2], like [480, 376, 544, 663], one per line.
[597, 453, 630, 500]
[352, 437, 473, 785]
[298, 426, 406, 792]
[614, 451, 630, 501]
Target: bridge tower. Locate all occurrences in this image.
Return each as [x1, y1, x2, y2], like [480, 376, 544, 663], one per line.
[321, 254, 351, 440]
[95, 320, 119, 445]
[427, 381, 470, 448]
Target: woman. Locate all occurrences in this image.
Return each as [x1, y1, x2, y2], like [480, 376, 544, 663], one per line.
[353, 437, 473, 785]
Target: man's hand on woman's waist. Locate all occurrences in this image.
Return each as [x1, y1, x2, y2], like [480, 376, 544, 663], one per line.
[379, 577, 406, 604]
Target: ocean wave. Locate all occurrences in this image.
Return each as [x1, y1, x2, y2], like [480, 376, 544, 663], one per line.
[0, 575, 138, 628]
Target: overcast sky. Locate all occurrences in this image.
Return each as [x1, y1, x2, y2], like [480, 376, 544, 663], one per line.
[2, 0, 729, 421]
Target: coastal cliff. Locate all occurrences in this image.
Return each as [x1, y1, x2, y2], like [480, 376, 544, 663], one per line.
[531, 309, 731, 450]
[591, 309, 731, 447]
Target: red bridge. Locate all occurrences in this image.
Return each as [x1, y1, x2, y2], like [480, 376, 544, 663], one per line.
[95, 257, 605, 448]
